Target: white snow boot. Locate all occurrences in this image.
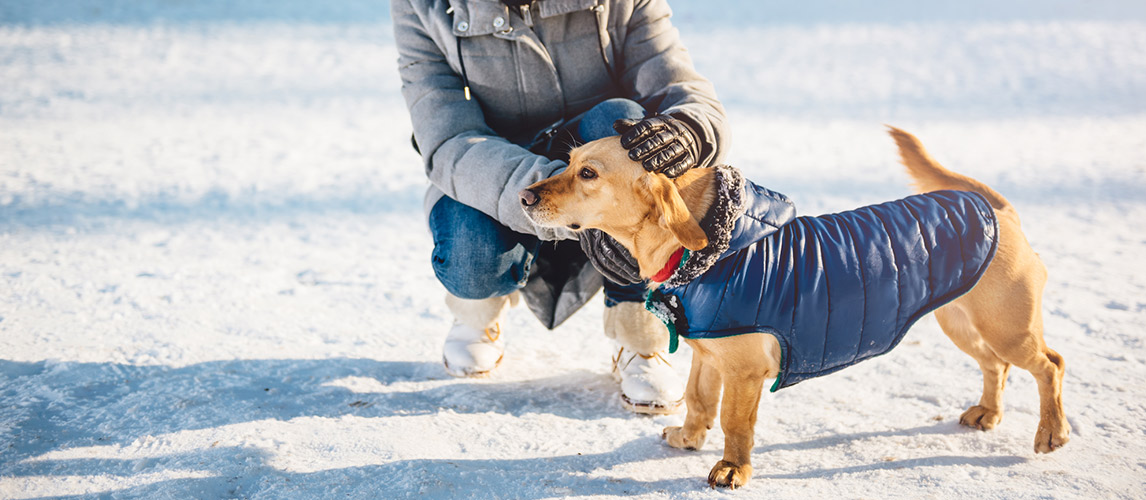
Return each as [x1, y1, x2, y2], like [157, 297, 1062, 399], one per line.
[604, 301, 685, 415]
[442, 292, 518, 377]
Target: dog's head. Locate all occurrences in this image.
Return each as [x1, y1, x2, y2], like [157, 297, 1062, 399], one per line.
[519, 136, 708, 252]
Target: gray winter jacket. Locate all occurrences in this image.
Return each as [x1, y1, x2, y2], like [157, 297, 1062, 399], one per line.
[392, 0, 728, 240]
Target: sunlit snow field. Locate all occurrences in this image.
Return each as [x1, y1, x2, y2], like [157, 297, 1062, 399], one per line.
[2, 1, 1145, 498]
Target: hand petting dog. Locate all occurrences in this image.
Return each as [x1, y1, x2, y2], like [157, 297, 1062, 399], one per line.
[614, 114, 701, 178]
[581, 114, 705, 285]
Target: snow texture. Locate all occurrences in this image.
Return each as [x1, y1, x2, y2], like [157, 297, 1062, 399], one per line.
[2, 1, 1146, 498]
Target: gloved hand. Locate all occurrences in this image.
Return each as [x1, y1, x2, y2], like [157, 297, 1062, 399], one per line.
[613, 114, 701, 178]
[579, 229, 642, 285]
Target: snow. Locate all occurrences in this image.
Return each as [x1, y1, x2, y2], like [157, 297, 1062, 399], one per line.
[2, 1, 1146, 498]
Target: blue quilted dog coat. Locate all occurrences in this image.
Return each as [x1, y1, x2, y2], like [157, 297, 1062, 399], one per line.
[645, 166, 999, 390]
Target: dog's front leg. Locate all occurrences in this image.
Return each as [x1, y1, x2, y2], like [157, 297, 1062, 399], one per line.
[663, 349, 722, 450]
[708, 360, 767, 489]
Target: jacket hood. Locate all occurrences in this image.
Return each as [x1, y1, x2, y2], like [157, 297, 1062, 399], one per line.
[449, 0, 598, 38]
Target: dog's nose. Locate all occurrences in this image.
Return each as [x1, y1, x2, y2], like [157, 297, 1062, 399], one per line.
[519, 189, 539, 207]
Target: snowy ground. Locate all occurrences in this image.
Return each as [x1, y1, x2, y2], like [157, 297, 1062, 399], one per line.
[2, 1, 1146, 498]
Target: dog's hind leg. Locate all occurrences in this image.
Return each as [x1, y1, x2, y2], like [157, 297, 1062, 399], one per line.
[941, 282, 1070, 452]
[936, 304, 1011, 431]
[975, 309, 1070, 453]
[1021, 346, 1069, 453]
[663, 348, 722, 451]
[1031, 347, 1069, 452]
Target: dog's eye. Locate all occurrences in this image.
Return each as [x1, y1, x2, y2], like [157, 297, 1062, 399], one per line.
[579, 167, 597, 180]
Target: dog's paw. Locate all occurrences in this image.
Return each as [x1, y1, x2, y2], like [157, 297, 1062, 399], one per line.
[707, 460, 752, 489]
[662, 426, 705, 450]
[959, 405, 1003, 430]
[1034, 419, 1071, 453]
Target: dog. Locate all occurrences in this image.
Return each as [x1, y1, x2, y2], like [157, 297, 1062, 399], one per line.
[519, 127, 1069, 488]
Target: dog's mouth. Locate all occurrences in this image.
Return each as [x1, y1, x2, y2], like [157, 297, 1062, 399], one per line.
[522, 204, 566, 229]
[520, 195, 582, 231]
[522, 207, 545, 225]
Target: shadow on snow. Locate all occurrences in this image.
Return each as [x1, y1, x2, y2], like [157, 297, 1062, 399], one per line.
[0, 185, 426, 231]
[2, 357, 1027, 497]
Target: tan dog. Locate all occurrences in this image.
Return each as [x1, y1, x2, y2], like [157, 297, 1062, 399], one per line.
[520, 127, 1069, 488]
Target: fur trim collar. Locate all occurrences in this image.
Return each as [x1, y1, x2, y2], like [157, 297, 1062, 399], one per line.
[661, 165, 747, 288]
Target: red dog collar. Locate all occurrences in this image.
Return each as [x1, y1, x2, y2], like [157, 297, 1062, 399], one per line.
[651, 247, 686, 283]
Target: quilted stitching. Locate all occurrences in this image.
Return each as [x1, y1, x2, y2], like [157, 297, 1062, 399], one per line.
[654, 184, 999, 390]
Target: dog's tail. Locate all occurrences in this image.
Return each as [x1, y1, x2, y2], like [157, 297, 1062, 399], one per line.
[887, 126, 1012, 212]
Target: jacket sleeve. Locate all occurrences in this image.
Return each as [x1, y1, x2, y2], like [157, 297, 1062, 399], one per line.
[615, 0, 728, 167]
[392, 0, 575, 240]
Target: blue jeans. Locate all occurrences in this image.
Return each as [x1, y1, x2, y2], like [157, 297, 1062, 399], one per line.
[430, 98, 648, 305]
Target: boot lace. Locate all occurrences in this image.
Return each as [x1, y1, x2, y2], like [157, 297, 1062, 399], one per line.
[484, 323, 501, 343]
[612, 346, 671, 372]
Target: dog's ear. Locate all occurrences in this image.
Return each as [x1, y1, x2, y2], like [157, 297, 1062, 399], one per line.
[644, 174, 708, 251]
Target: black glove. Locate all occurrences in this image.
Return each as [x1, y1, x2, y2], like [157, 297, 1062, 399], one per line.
[579, 229, 642, 285]
[613, 114, 701, 178]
